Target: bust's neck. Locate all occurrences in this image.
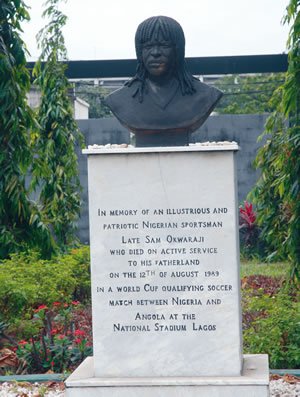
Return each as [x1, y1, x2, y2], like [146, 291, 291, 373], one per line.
[147, 75, 177, 92]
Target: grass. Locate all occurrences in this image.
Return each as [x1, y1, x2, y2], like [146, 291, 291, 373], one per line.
[240, 259, 290, 278]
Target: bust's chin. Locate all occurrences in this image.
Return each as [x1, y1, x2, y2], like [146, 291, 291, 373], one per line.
[147, 66, 167, 76]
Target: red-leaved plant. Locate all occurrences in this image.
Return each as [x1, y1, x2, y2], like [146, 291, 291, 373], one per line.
[239, 201, 263, 258]
[240, 201, 256, 229]
[14, 301, 92, 373]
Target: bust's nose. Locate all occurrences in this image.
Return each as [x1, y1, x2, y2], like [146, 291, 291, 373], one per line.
[150, 45, 161, 57]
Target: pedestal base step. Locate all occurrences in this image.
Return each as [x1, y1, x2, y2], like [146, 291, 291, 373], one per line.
[65, 354, 269, 397]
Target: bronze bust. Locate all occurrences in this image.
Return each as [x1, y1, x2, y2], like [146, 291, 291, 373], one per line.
[105, 16, 222, 142]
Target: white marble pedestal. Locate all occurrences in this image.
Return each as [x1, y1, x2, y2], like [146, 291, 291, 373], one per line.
[65, 144, 269, 397]
[65, 354, 269, 397]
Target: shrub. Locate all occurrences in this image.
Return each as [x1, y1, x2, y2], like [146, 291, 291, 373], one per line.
[239, 201, 266, 260]
[0, 246, 90, 324]
[14, 301, 92, 373]
[242, 286, 300, 368]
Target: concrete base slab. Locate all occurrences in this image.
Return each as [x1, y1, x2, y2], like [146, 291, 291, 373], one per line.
[65, 354, 269, 397]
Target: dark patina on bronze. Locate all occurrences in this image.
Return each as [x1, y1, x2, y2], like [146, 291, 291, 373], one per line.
[105, 16, 223, 146]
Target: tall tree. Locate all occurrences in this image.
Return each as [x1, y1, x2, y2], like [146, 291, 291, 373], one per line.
[33, 0, 84, 247]
[251, 0, 300, 281]
[0, 0, 53, 258]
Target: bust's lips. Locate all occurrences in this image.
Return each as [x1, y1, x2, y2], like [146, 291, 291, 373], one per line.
[147, 61, 167, 70]
[148, 62, 164, 66]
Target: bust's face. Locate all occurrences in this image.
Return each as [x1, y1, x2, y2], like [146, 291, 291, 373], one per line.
[142, 33, 175, 78]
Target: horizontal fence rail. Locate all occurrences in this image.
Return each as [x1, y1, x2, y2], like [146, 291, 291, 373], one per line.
[26, 54, 288, 79]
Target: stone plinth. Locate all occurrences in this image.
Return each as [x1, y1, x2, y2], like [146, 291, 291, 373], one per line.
[65, 143, 268, 397]
[84, 144, 242, 377]
[65, 354, 269, 397]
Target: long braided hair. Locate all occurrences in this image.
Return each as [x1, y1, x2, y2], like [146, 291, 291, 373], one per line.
[126, 16, 197, 102]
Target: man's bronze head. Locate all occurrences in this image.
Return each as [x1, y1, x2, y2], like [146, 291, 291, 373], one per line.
[127, 16, 196, 102]
[135, 16, 186, 76]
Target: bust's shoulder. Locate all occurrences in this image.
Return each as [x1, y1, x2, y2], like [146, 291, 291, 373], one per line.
[105, 81, 139, 109]
[192, 79, 223, 101]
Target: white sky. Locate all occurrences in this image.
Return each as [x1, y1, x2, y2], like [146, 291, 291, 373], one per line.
[22, 0, 290, 61]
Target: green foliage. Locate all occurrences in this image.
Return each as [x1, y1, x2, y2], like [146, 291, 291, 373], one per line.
[214, 73, 284, 114]
[0, 246, 90, 323]
[15, 302, 92, 373]
[243, 288, 300, 368]
[32, 0, 84, 247]
[251, 1, 300, 281]
[75, 82, 113, 119]
[0, 0, 54, 258]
